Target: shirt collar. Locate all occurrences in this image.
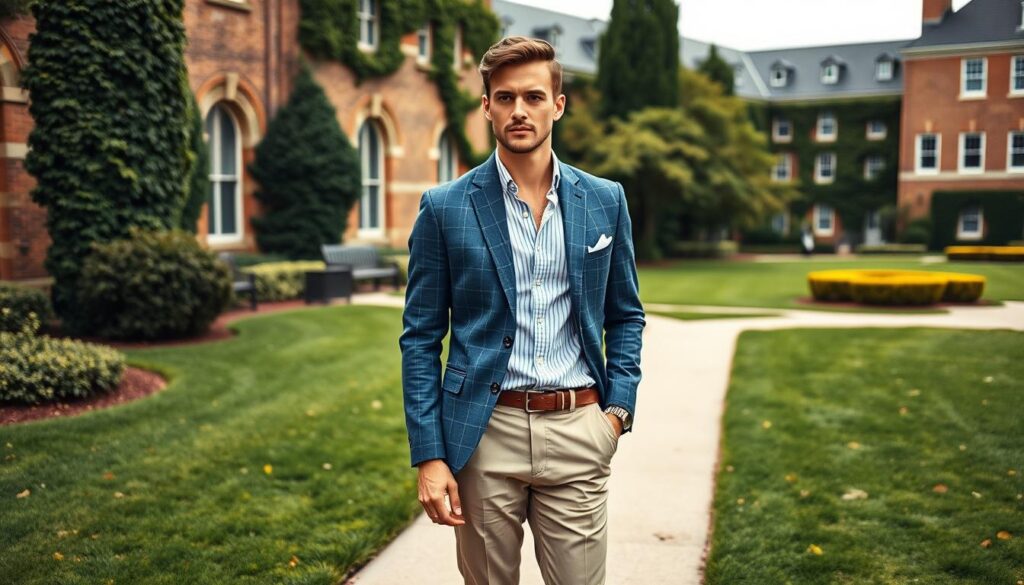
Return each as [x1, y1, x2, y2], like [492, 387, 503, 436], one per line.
[494, 149, 561, 198]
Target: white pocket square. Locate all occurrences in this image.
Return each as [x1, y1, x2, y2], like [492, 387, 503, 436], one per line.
[587, 234, 613, 253]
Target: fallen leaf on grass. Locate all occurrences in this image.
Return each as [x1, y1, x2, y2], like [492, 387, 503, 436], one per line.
[983, 376, 993, 383]
[15, 489, 30, 499]
[102, 472, 115, 481]
[807, 544, 823, 555]
[898, 406, 908, 415]
[972, 491, 982, 498]
[113, 492, 125, 499]
[322, 463, 333, 470]
[263, 464, 273, 475]
[785, 473, 798, 483]
[907, 388, 921, 397]
[799, 489, 811, 498]
[761, 420, 772, 429]
[842, 488, 869, 500]
[980, 539, 992, 548]
[847, 441, 861, 449]
[53, 552, 64, 561]
[1009, 469, 1017, 476]
[371, 400, 383, 410]
[725, 465, 734, 473]
[959, 444, 967, 451]
[932, 484, 948, 494]
[288, 555, 299, 568]
[996, 531, 1012, 540]
[736, 498, 745, 505]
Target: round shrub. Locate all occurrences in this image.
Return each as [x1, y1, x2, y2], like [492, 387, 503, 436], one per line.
[0, 283, 53, 333]
[848, 273, 947, 305]
[0, 315, 125, 405]
[78, 229, 233, 340]
[807, 269, 986, 305]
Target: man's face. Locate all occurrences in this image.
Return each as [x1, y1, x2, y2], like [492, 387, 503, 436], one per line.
[482, 60, 565, 155]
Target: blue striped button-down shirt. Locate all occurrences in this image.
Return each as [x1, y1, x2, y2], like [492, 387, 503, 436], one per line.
[494, 151, 597, 392]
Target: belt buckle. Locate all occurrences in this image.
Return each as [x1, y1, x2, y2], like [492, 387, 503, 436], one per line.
[524, 391, 544, 414]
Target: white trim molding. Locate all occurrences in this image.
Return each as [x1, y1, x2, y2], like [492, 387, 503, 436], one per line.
[960, 57, 987, 99]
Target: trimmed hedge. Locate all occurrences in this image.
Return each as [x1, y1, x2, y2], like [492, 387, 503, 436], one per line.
[930, 190, 1024, 249]
[0, 283, 53, 333]
[945, 246, 1024, 262]
[671, 240, 738, 258]
[807, 269, 986, 305]
[0, 314, 124, 404]
[77, 229, 233, 341]
[855, 243, 927, 254]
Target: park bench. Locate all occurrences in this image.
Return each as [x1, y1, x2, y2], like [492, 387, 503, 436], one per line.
[217, 252, 258, 311]
[320, 244, 401, 290]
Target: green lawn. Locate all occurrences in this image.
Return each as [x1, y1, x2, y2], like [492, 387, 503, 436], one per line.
[706, 328, 1024, 584]
[646, 310, 778, 321]
[637, 256, 1024, 312]
[0, 306, 417, 584]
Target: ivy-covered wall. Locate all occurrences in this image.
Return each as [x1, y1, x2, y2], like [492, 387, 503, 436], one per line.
[930, 190, 1024, 249]
[297, 0, 498, 166]
[747, 96, 901, 240]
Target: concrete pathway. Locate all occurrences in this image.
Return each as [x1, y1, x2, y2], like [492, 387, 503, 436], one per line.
[345, 293, 1024, 584]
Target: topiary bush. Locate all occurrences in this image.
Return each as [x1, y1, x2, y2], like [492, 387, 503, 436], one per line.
[76, 229, 233, 341]
[0, 314, 124, 405]
[0, 283, 53, 333]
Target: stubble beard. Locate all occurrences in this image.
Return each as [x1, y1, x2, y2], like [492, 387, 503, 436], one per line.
[493, 122, 553, 155]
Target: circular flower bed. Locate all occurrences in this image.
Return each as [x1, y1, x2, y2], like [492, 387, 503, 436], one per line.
[807, 269, 985, 306]
[945, 246, 1024, 262]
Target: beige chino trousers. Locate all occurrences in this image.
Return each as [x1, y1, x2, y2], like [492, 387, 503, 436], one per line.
[453, 399, 620, 585]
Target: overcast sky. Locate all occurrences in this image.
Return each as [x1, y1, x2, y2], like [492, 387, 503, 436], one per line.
[506, 0, 974, 51]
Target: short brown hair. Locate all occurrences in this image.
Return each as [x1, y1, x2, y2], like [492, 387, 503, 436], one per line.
[478, 36, 563, 99]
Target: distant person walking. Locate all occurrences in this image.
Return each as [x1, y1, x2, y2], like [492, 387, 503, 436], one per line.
[801, 226, 815, 256]
[400, 36, 645, 584]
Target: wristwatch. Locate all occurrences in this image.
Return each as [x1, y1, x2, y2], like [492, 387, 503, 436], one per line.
[603, 405, 632, 431]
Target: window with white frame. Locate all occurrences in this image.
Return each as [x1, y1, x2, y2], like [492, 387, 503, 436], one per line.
[956, 205, 983, 239]
[358, 0, 378, 50]
[816, 111, 837, 141]
[770, 212, 788, 234]
[1009, 131, 1024, 171]
[821, 64, 839, 84]
[358, 120, 385, 235]
[863, 155, 886, 180]
[814, 203, 834, 235]
[961, 57, 986, 97]
[770, 67, 788, 87]
[876, 59, 893, 81]
[772, 117, 791, 143]
[958, 132, 985, 173]
[438, 131, 458, 183]
[1011, 55, 1024, 94]
[453, 24, 463, 69]
[815, 152, 836, 183]
[205, 103, 242, 242]
[416, 22, 431, 62]
[916, 133, 940, 173]
[866, 120, 887, 140]
[772, 153, 792, 182]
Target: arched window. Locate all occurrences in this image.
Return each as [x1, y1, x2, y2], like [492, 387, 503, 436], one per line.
[438, 131, 458, 183]
[359, 120, 385, 234]
[205, 103, 242, 242]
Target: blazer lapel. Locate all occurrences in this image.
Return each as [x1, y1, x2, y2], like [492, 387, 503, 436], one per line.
[469, 152, 517, 316]
[558, 162, 586, 319]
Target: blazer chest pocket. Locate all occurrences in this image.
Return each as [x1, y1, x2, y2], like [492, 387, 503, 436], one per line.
[442, 367, 467, 395]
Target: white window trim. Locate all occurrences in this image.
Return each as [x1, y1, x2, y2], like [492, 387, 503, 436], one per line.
[821, 64, 839, 84]
[813, 203, 834, 236]
[863, 155, 885, 180]
[1008, 131, 1024, 172]
[453, 24, 463, 69]
[438, 131, 459, 183]
[358, 121, 386, 238]
[207, 105, 244, 246]
[957, 131, 986, 174]
[866, 120, 887, 140]
[814, 152, 836, 184]
[816, 112, 837, 142]
[771, 118, 792, 143]
[876, 60, 893, 81]
[1010, 55, 1024, 96]
[770, 67, 787, 87]
[770, 211, 789, 235]
[357, 0, 379, 53]
[416, 22, 432, 63]
[960, 57, 987, 98]
[956, 207, 983, 240]
[771, 153, 792, 182]
[915, 133, 941, 175]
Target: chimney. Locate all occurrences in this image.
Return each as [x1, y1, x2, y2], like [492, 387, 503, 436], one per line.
[922, 0, 953, 25]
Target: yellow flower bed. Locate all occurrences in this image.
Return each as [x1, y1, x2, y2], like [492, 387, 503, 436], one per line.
[807, 269, 986, 306]
[945, 246, 1024, 262]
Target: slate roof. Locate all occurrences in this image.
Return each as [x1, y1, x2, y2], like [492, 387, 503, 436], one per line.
[904, 0, 1024, 51]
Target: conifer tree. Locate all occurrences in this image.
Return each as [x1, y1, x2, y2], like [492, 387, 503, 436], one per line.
[249, 64, 360, 259]
[180, 92, 210, 233]
[697, 44, 735, 96]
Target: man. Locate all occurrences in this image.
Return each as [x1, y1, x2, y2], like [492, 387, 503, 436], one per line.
[400, 36, 645, 585]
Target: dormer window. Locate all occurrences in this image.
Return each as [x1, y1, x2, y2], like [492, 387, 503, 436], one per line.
[875, 53, 898, 81]
[532, 25, 563, 52]
[819, 55, 845, 85]
[500, 16, 514, 38]
[580, 37, 597, 60]
[771, 67, 788, 87]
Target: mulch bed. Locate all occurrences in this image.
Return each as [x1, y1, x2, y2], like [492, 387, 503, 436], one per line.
[2, 286, 400, 426]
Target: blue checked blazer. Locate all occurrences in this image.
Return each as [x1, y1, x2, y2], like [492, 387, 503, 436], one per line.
[400, 151, 645, 474]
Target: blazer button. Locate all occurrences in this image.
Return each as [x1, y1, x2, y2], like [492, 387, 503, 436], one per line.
[490, 382, 500, 393]
[502, 336, 513, 348]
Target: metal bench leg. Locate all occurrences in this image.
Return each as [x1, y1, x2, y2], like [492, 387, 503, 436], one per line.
[374, 278, 381, 291]
[250, 289, 258, 311]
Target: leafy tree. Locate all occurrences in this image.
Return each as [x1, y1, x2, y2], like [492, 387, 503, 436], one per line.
[249, 63, 360, 259]
[180, 91, 210, 233]
[0, 0, 33, 19]
[596, 0, 679, 119]
[697, 44, 734, 96]
[22, 0, 191, 332]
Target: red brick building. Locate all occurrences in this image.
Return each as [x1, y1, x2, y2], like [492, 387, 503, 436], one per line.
[0, 0, 490, 283]
[898, 0, 1024, 243]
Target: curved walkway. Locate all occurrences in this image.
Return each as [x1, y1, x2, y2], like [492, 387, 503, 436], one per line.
[346, 294, 1024, 584]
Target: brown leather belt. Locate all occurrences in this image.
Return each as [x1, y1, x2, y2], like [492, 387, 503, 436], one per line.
[496, 387, 599, 413]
